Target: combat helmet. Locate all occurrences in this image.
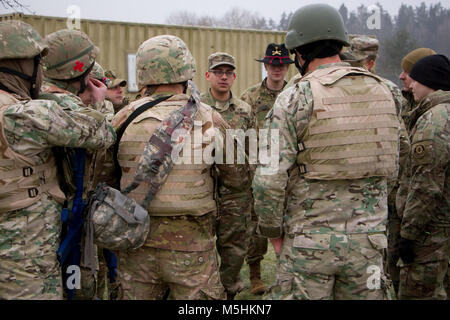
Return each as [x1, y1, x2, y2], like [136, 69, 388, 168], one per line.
[0, 20, 48, 60]
[0, 20, 49, 98]
[286, 4, 349, 50]
[136, 35, 196, 88]
[91, 62, 111, 87]
[43, 29, 99, 81]
[285, 4, 349, 74]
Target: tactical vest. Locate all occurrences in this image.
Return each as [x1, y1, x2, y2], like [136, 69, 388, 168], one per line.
[296, 66, 400, 180]
[0, 90, 61, 213]
[118, 96, 217, 217]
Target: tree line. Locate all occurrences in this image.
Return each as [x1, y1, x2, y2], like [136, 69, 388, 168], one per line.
[166, 2, 450, 84]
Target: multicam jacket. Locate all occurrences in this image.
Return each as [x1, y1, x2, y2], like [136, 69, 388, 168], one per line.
[398, 90, 450, 241]
[240, 78, 287, 131]
[253, 63, 404, 238]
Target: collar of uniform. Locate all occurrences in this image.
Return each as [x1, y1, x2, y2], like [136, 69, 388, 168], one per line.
[261, 77, 287, 95]
[150, 91, 187, 101]
[205, 88, 234, 112]
[44, 77, 80, 96]
[409, 89, 450, 129]
[317, 62, 351, 70]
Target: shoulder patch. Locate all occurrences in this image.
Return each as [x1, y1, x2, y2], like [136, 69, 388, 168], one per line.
[411, 140, 433, 165]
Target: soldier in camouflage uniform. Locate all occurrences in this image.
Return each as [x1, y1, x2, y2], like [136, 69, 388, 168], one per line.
[40, 29, 116, 300]
[200, 52, 253, 299]
[0, 20, 115, 300]
[240, 43, 294, 295]
[346, 35, 379, 73]
[83, 62, 121, 300]
[253, 4, 403, 300]
[396, 54, 450, 300]
[387, 47, 437, 294]
[113, 35, 248, 300]
[105, 69, 128, 114]
[399, 48, 436, 131]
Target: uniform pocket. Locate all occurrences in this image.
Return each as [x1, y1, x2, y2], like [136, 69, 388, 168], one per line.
[368, 233, 388, 251]
[293, 234, 331, 250]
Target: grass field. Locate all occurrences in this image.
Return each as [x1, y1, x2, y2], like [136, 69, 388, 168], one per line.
[235, 243, 278, 300]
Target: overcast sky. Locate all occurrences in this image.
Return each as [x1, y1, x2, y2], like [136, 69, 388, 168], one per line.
[1, 0, 449, 25]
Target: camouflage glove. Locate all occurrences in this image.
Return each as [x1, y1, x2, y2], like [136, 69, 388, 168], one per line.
[399, 237, 415, 264]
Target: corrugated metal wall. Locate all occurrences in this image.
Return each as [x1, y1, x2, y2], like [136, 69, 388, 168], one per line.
[1, 13, 298, 97]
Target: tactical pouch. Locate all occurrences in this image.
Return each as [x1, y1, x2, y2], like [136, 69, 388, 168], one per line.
[86, 182, 150, 251]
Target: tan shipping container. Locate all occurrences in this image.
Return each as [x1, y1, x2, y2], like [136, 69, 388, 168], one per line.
[1, 13, 299, 97]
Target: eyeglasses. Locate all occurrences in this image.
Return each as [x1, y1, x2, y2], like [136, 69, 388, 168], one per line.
[209, 70, 235, 77]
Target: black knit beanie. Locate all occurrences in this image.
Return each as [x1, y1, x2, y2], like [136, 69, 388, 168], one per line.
[410, 54, 450, 91]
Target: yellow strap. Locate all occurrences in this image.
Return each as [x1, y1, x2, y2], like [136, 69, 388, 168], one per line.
[303, 134, 398, 148]
[316, 108, 397, 120]
[322, 94, 392, 105]
[310, 148, 397, 160]
[0, 162, 54, 180]
[301, 162, 396, 173]
[310, 121, 399, 135]
[0, 181, 59, 205]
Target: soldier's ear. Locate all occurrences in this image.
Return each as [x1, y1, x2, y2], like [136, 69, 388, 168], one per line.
[205, 71, 210, 81]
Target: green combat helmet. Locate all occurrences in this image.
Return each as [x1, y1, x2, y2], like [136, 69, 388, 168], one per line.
[285, 4, 349, 74]
[0, 20, 48, 60]
[285, 3, 349, 50]
[0, 20, 49, 98]
[43, 29, 99, 81]
[136, 35, 196, 88]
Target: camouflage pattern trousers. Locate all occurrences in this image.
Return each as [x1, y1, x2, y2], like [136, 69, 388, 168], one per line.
[246, 206, 268, 265]
[216, 199, 252, 295]
[398, 227, 450, 300]
[117, 246, 225, 300]
[0, 195, 63, 300]
[268, 232, 390, 300]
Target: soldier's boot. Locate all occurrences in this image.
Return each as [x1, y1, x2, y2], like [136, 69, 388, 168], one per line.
[249, 262, 266, 295]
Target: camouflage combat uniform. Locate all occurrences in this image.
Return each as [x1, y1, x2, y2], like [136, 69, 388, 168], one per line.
[397, 90, 450, 300]
[253, 63, 403, 300]
[0, 92, 115, 300]
[114, 92, 238, 300]
[240, 78, 287, 266]
[111, 35, 248, 300]
[40, 30, 115, 300]
[200, 89, 253, 296]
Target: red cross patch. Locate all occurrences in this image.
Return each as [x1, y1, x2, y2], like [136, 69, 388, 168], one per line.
[74, 61, 84, 72]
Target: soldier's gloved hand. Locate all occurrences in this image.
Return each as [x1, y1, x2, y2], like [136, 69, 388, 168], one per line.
[399, 237, 415, 264]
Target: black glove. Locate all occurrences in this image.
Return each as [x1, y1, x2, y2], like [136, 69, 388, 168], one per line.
[399, 237, 416, 264]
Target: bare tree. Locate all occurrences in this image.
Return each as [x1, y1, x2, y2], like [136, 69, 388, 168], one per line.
[165, 7, 269, 30]
[0, 0, 34, 13]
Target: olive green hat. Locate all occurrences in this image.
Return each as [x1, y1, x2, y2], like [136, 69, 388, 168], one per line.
[401, 48, 437, 74]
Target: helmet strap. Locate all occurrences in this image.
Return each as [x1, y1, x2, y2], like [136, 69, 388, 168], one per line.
[0, 54, 42, 99]
[30, 55, 41, 99]
[296, 41, 340, 75]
